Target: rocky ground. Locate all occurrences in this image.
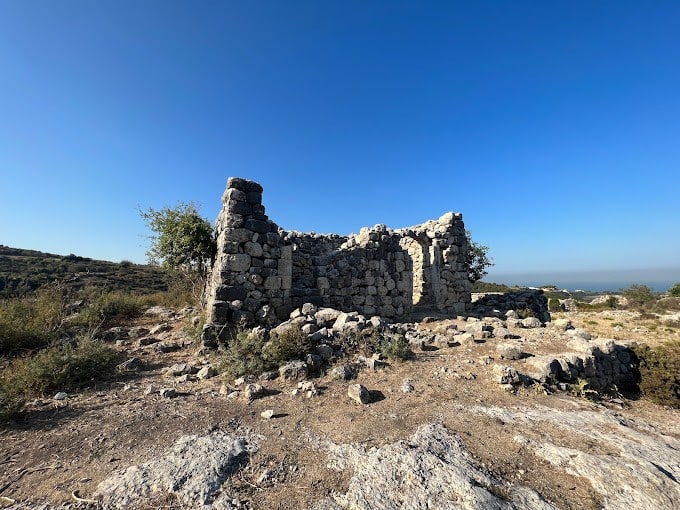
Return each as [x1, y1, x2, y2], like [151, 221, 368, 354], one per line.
[1, 304, 679, 509]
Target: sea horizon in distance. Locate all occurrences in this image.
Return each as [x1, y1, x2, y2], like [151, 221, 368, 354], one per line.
[485, 267, 680, 293]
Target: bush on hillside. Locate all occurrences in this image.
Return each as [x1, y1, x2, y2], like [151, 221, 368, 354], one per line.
[262, 325, 312, 366]
[0, 337, 123, 421]
[548, 297, 563, 312]
[622, 284, 657, 307]
[0, 285, 67, 354]
[219, 330, 269, 378]
[630, 341, 680, 408]
[670, 282, 680, 298]
[379, 332, 411, 361]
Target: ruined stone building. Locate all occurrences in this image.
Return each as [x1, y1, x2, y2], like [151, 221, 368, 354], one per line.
[202, 177, 471, 343]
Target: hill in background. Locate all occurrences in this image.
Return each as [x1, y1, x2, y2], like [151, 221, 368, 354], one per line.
[0, 245, 170, 298]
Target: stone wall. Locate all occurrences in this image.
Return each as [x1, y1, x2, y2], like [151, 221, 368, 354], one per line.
[202, 177, 471, 345]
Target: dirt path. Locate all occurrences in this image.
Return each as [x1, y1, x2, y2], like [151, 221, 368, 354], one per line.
[1, 310, 678, 509]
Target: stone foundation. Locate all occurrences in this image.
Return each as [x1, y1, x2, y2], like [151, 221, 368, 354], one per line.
[202, 177, 471, 345]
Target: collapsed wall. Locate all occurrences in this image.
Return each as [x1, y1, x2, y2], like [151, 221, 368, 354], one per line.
[202, 177, 471, 345]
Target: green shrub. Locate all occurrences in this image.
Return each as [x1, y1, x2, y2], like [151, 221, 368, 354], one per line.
[570, 379, 601, 401]
[0, 383, 24, 422]
[516, 307, 535, 319]
[379, 332, 411, 360]
[548, 298, 563, 312]
[76, 291, 147, 331]
[0, 285, 67, 354]
[10, 337, 123, 395]
[219, 330, 269, 378]
[630, 341, 680, 408]
[670, 282, 680, 298]
[0, 337, 123, 421]
[262, 325, 312, 366]
[142, 271, 204, 309]
[622, 284, 657, 307]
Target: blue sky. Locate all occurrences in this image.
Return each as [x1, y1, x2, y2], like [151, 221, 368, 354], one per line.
[1, 1, 679, 284]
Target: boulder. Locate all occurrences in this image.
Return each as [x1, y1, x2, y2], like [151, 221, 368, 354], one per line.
[348, 384, 371, 404]
[279, 360, 308, 382]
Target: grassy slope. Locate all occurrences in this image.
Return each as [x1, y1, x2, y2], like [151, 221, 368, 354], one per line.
[0, 245, 169, 298]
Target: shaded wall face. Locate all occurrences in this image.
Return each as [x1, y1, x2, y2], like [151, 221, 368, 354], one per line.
[203, 178, 471, 338]
[286, 230, 413, 317]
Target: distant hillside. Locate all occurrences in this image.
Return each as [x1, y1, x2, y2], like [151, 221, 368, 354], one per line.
[0, 245, 170, 298]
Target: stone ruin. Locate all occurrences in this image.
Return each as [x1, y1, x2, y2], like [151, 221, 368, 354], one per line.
[202, 177, 472, 345]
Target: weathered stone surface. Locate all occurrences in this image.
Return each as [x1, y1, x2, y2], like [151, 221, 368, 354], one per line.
[96, 430, 254, 509]
[496, 343, 523, 360]
[116, 358, 143, 372]
[331, 365, 355, 380]
[312, 423, 555, 509]
[347, 383, 371, 404]
[493, 365, 523, 385]
[279, 360, 308, 381]
[165, 363, 194, 377]
[468, 405, 680, 510]
[243, 383, 264, 401]
[196, 366, 217, 380]
[521, 317, 542, 328]
[224, 254, 251, 272]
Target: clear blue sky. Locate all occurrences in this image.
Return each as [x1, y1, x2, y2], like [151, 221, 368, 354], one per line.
[2, 1, 679, 282]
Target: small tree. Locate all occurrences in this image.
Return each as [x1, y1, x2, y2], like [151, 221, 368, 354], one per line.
[670, 282, 680, 297]
[465, 230, 493, 283]
[140, 202, 216, 275]
[621, 284, 656, 307]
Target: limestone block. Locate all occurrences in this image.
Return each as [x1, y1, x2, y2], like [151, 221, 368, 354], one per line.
[216, 285, 246, 301]
[228, 200, 253, 215]
[225, 254, 251, 272]
[232, 310, 254, 326]
[279, 360, 308, 382]
[521, 317, 542, 329]
[496, 343, 523, 360]
[224, 213, 245, 229]
[348, 383, 371, 404]
[280, 244, 293, 259]
[224, 188, 246, 203]
[492, 365, 522, 385]
[244, 241, 264, 257]
[224, 228, 253, 243]
[264, 276, 282, 290]
[246, 191, 262, 204]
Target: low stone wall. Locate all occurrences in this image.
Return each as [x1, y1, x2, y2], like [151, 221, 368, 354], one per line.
[202, 177, 471, 345]
[471, 290, 551, 323]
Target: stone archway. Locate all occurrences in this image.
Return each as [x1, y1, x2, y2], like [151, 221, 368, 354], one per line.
[400, 236, 431, 307]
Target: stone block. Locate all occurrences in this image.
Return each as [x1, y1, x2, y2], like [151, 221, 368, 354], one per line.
[348, 384, 371, 404]
[246, 191, 262, 204]
[216, 285, 246, 301]
[224, 188, 246, 203]
[228, 200, 253, 215]
[264, 276, 282, 290]
[225, 254, 251, 272]
[244, 241, 264, 257]
[279, 360, 308, 381]
[228, 177, 263, 193]
[245, 218, 271, 233]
